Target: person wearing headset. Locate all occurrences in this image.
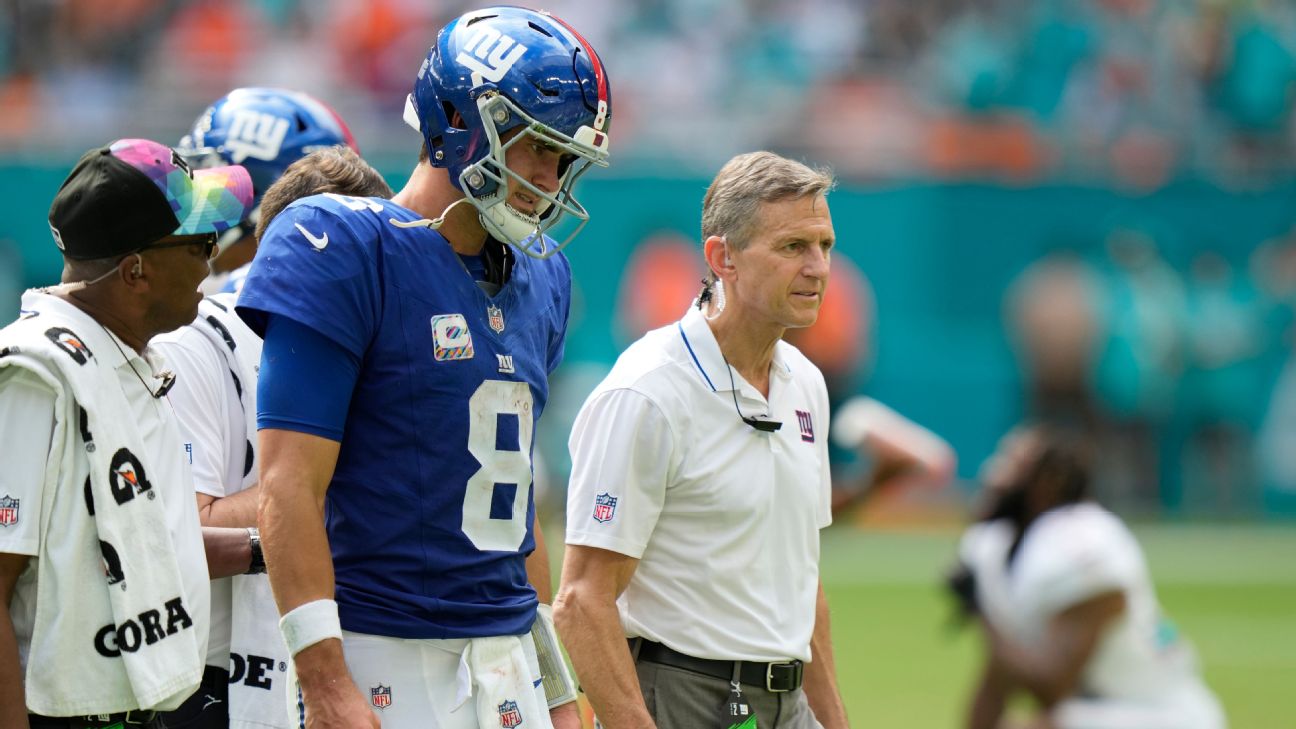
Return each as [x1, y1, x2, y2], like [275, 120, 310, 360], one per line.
[556, 151, 850, 729]
[0, 139, 256, 729]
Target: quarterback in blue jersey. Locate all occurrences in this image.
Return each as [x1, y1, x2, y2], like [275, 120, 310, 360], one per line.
[236, 7, 610, 729]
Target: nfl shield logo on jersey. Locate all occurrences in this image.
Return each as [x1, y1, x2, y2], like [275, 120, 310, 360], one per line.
[370, 684, 392, 709]
[487, 304, 506, 334]
[431, 314, 475, 361]
[498, 699, 523, 727]
[0, 495, 18, 527]
[593, 493, 617, 523]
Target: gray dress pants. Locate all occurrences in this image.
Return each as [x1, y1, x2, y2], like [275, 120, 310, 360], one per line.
[630, 658, 824, 729]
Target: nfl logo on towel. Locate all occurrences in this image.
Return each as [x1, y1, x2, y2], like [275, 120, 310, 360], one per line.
[370, 685, 392, 709]
[0, 495, 17, 526]
[593, 493, 617, 523]
[498, 699, 523, 727]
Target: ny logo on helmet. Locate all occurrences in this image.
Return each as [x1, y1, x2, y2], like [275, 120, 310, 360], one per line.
[457, 26, 528, 88]
[225, 110, 289, 163]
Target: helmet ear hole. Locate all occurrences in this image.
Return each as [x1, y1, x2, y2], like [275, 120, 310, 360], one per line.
[445, 103, 466, 130]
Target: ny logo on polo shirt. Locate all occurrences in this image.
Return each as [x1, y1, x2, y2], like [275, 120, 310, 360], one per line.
[796, 410, 815, 443]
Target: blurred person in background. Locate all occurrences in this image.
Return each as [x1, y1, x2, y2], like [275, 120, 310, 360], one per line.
[1172, 250, 1274, 515]
[175, 86, 359, 294]
[153, 145, 392, 729]
[0, 138, 255, 729]
[235, 7, 611, 728]
[1090, 228, 1186, 514]
[949, 424, 1226, 729]
[556, 151, 848, 728]
[1005, 250, 1105, 433]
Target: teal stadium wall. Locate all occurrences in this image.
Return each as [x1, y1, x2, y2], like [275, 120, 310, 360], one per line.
[3, 160, 1294, 514]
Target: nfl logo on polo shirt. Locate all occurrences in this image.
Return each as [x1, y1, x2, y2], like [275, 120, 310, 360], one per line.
[370, 684, 392, 709]
[431, 314, 474, 361]
[593, 493, 617, 523]
[0, 495, 18, 526]
[498, 699, 523, 727]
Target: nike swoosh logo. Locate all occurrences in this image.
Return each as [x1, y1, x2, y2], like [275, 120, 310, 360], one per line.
[295, 223, 328, 251]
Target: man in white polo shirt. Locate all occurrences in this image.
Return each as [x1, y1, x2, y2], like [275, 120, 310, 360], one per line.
[555, 151, 850, 728]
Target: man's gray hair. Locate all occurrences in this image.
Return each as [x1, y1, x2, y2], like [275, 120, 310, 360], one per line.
[701, 151, 835, 251]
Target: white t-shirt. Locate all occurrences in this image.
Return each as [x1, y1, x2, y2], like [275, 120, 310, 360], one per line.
[153, 296, 290, 729]
[0, 300, 210, 712]
[960, 504, 1218, 706]
[566, 306, 832, 662]
[154, 297, 259, 669]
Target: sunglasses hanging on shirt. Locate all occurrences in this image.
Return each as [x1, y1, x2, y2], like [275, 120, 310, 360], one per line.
[722, 357, 782, 433]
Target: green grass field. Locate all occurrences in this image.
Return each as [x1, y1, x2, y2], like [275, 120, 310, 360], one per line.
[820, 524, 1296, 728]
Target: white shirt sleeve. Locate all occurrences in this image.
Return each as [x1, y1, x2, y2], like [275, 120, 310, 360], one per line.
[0, 368, 56, 556]
[565, 387, 675, 559]
[1030, 512, 1136, 615]
[155, 335, 230, 498]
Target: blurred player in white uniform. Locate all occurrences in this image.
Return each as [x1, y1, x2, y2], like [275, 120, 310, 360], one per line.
[952, 425, 1226, 729]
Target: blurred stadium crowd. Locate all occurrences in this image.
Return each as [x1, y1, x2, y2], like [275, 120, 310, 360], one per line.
[1006, 224, 1296, 517]
[1, 0, 1294, 182]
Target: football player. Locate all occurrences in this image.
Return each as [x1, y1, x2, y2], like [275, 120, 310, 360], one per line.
[154, 145, 391, 729]
[176, 87, 358, 294]
[234, 7, 610, 729]
[951, 425, 1226, 729]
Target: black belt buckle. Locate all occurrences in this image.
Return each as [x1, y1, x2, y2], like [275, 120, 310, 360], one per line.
[764, 660, 803, 692]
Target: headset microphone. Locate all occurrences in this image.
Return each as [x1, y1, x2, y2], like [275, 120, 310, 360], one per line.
[722, 356, 783, 432]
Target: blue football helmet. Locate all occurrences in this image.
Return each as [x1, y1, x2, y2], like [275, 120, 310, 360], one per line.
[178, 87, 358, 210]
[404, 6, 611, 258]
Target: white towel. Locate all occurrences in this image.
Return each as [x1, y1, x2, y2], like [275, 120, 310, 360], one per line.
[0, 304, 203, 712]
[229, 574, 292, 728]
[455, 635, 550, 729]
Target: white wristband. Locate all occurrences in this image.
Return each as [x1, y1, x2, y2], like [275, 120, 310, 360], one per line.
[279, 599, 343, 657]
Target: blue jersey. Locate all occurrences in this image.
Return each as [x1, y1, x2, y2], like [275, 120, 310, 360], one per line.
[237, 193, 571, 639]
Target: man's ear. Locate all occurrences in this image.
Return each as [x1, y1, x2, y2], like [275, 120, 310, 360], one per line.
[702, 236, 731, 279]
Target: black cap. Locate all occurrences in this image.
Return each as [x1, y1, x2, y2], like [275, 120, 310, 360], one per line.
[47, 138, 254, 261]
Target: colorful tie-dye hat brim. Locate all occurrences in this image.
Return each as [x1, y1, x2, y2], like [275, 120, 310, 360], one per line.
[108, 139, 254, 236]
[48, 139, 253, 260]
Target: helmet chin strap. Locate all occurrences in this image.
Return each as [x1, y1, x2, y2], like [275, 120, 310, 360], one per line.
[388, 197, 541, 251]
[479, 199, 541, 248]
[387, 197, 474, 231]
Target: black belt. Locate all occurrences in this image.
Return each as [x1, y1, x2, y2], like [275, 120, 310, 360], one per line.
[28, 710, 161, 729]
[633, 638, 804, 693]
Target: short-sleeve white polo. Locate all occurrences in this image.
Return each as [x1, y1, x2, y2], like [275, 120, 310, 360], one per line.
[566, 305, 832, 662]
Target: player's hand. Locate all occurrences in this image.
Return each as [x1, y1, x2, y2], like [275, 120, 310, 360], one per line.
[549, 700, 582, 729]
[303, 680, 381, 729]
[945, 560, 980, 619]
[294, 641, 381, 729]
